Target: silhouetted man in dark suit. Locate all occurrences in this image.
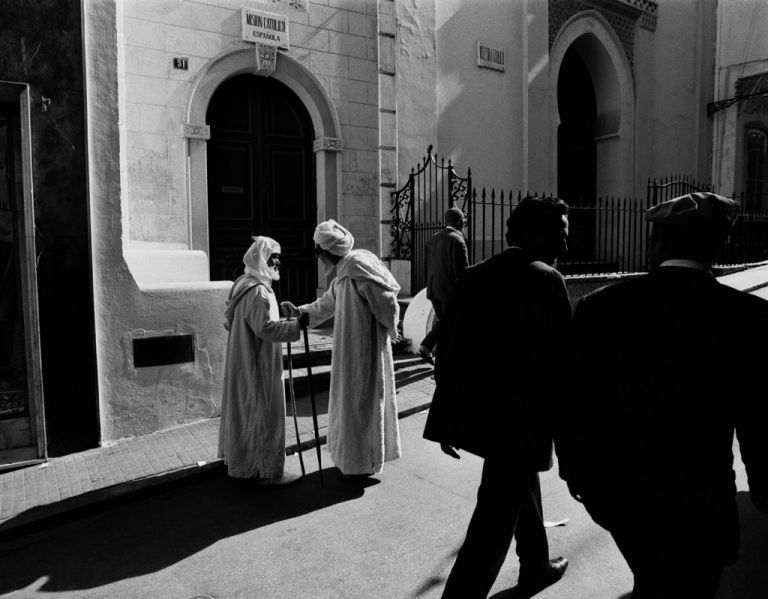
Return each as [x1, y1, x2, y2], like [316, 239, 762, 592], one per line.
[424, 196, 571, 598]
[418, 206, 468, 364]
[558, 192, 768, 598]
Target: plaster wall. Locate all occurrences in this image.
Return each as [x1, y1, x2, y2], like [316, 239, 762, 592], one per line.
[712, 0, 768, 195]
[395, 0, 437, 178]
[526, 0, 552, 193]
[642, 0, 715, 185]
[118, 0, 381, 257]
[85, 0, 234, 442]
[436, 0, 525, 192]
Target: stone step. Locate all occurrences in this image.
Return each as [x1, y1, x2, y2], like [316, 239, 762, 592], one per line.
[283, 348, 427, 399]
[282, 336, 411, 369]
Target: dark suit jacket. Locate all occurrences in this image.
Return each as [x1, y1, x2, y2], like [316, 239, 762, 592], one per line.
[558, 267, 768, 517]
[423, 247, 572, 469]
[425, 227, 468, 313]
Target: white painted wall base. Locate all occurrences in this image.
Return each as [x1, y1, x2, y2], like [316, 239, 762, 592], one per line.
[125, 250, 211, 286]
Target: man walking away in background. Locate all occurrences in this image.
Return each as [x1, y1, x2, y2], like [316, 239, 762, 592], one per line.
[558, 192, 768, 598]
[418, 206, 468, 365]
[424, 196, 572, 598]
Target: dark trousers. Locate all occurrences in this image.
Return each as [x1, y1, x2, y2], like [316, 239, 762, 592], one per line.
[442, 459, 550, 599]
[420, 299, 444, 353]
[585, 495, 735, 599]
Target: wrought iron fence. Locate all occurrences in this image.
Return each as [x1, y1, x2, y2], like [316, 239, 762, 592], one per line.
[387, 151, 768, 291]
[720, 193, 768, 265]
[646, 174, 712, 204]
[388, 146, 471, 291]
[469, 183, 768, 273]
[647, 178, 768, 266]
[466, 189, 650, 275]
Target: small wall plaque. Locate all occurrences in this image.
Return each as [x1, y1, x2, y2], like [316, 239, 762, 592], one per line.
[477, 41, 505, 72]
[173, 57, 189, 70]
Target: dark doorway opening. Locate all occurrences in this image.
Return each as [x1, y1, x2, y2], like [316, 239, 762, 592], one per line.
[207, 75, 317, 304]
[558, 46, 598, 263]
[0, 102, 31, 444]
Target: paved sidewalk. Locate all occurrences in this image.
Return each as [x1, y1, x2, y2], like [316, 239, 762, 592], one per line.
[717, 261, 768, 293]
[0, 352, 435, 536]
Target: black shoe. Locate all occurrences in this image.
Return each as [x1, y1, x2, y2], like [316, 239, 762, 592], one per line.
[518, 557, 568, 593]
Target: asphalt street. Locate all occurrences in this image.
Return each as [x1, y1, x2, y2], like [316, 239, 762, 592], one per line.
[0, 414, 766, 599]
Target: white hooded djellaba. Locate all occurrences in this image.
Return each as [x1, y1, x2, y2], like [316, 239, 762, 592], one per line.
[299, 220, 402, 475]
[218, 237, 300, 479]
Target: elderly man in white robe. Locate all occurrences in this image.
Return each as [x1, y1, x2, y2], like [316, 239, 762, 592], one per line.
[218, 236, 305, 485]
[282, 220, 402, 479]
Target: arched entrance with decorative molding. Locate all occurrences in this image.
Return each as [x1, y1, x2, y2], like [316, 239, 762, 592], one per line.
[550, 11, 635, 199]
[185, 47, 342, 301]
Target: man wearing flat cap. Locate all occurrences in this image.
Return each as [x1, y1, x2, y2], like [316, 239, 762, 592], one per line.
[557, 192, 768, 598]
[282, 220, 402, 479]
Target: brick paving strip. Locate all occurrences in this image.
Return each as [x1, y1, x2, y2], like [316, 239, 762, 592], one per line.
[0, 351, 435, 536]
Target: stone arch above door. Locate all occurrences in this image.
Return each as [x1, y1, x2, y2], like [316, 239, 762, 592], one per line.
[185, 46, 342, 261]
[550, 11, 635, 197]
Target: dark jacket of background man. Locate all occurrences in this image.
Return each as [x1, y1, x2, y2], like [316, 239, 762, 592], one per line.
[558, 192, 768, 599]
[424, 247, 571, 461]
[425, 220, 468, 320]
[424, 197, 572, 599]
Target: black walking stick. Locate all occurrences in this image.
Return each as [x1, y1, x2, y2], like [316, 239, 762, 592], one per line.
[286, 318, 306, 478]
[301, 318, 325, 487]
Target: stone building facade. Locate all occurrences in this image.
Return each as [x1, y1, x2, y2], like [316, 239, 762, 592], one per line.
[2, 0, 728, 460]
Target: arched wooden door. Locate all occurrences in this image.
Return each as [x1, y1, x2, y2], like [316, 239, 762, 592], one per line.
[207, 74, 317, 304]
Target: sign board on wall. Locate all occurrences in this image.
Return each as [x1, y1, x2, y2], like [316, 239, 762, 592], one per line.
[477, 41, 505, 72]
[242, 8, 289, 50]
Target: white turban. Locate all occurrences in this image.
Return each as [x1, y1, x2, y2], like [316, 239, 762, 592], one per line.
[243, 236, 281, 286]
[313, 219, 354, 256]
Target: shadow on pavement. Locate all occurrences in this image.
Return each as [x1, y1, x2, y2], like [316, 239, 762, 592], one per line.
[288, 390, 329, 418]
[718, 491, 768, 598]
[0, 467, 376, 594]
[408, 546, 459, 598]
[488, 585, 566, 599]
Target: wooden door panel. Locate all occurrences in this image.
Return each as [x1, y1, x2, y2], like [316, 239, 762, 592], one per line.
[207, 75, 316, 302]
[208, 78, 253, 134]
[266, 95, 306, 138]
[266, 145, 309, 220]
[209, 143, 254, 219]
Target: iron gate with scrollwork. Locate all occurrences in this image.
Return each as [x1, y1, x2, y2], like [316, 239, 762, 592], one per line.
[387, 156, 768, 294]
[386, 146, 471, 292]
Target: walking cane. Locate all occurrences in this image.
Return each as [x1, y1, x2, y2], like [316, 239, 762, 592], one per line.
[286, 317, 306, 478]
[301, 318, 325, 487]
